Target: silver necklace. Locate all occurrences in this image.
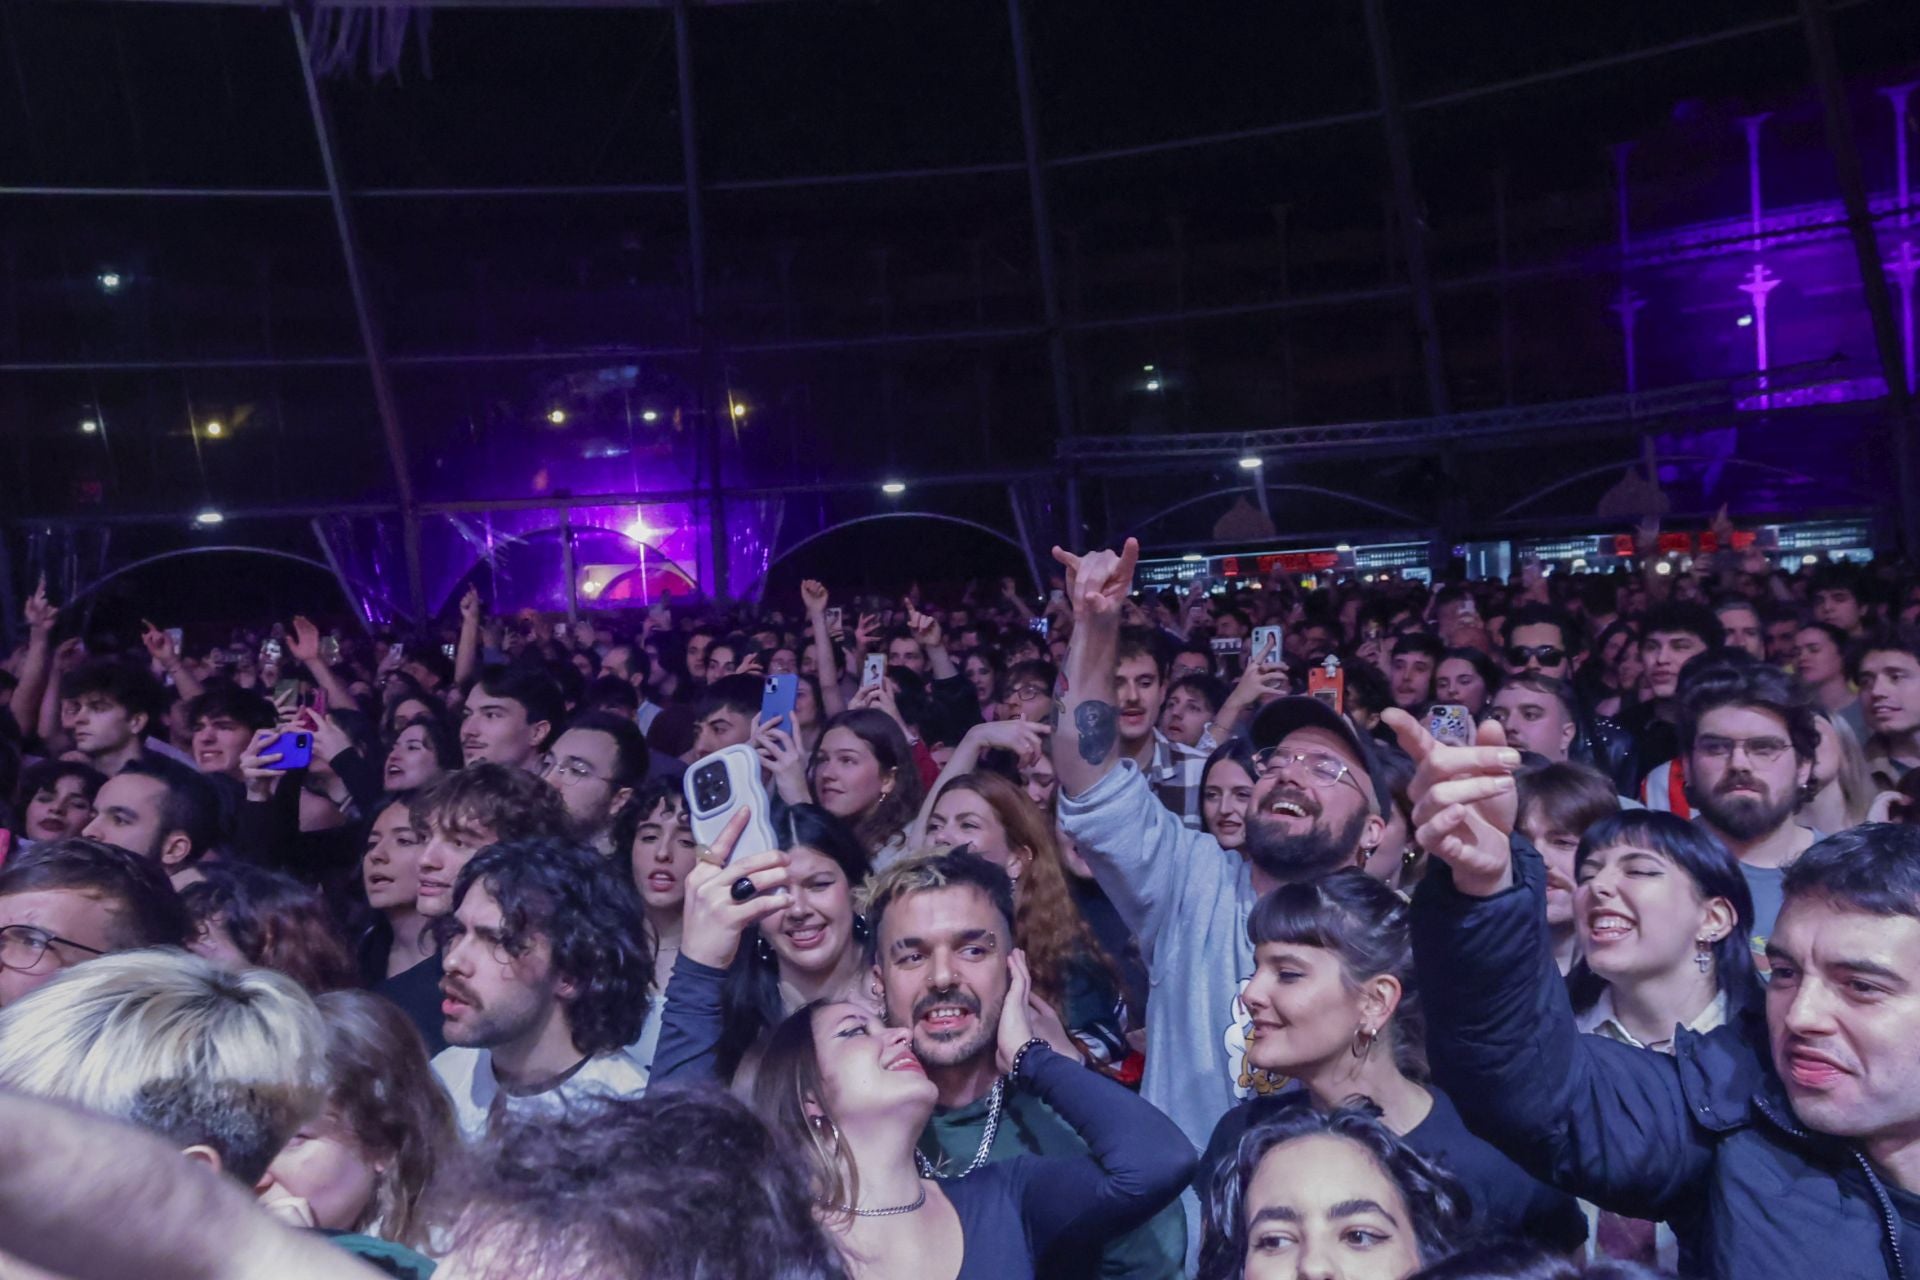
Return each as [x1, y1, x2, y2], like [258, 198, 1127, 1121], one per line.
[822, 1184, 928, 1218]
[915, 1077, 1005, 1178]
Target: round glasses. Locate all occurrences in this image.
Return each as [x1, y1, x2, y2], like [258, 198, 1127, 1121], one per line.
[0, 924, 105, 973]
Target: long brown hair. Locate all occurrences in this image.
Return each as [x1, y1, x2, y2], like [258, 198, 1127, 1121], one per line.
[312, 990, 459, 1248]
[932, 770, 1119, 1014]
[751, 1002, 860, 1227]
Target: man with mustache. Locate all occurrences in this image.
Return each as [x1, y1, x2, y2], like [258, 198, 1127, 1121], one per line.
[376, 764, 572, 1055]
[432, 835, 653, 1142]
[1404, 703, 1920, 1279]
[866, 848, 1188, 1280]
[1680, 658, 1820, 946]
[1048, 539, 1389, 1264]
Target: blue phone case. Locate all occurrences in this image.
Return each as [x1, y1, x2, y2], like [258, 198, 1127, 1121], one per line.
[265, 730, 313, 771]
[761, 674, 798, 738]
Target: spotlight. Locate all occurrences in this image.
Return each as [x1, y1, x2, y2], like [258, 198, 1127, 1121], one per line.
[80, 419, 99, 434]
[194, 510, 224, 526]
[1143, 364, 1156, 372]
[626, 516, 655, 544]
[547, 408, 568, 425]
[1336, 543, 1352, 552]
[97, 271, 123, 293]
[1736, 314, 1754, 328]
[881, 481, 906, 496]
[730, 402, 747, 419]
[1145, 379, 1162, 392]
[1238, 456, 1263, 470]
[204, 420, 224, 438]
[641, 409, 660, 423]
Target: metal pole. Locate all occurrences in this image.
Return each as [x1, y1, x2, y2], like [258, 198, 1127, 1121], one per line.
[288, 11, 426, 621]
[672, 0, 727, 602]
[1799, 0, 1918, 550]
[560, 508, 580, 624]
[1362, 0, 1450, 416]
[309, 517, 374, 634]
[1006, 0, 1082, 545]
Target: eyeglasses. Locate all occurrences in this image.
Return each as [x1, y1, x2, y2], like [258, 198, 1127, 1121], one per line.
[1009, 684, 1050, 702]
[539, 755, 604, 784]
[1504, 645, 1567, 668]
[0, 924, 105, 973]
[1694, 735, 1792, 765]
[1251, 748, 1370, 803]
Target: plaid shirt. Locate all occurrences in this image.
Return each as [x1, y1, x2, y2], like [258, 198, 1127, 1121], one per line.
[1147, 728, 1212, 830]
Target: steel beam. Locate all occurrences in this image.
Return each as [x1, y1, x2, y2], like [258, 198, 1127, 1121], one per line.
[672, 0, 728, 601]
[1799, 0, 1918, 552]
[1362, 0, 1448, 416]
[289, 10, 426, 620]
[1006, 0, 1081, 545]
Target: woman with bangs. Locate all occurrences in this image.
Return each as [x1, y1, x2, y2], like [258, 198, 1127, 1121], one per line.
[1200, 870, 1586, 1256]
[1565, 810, 1761, 1267]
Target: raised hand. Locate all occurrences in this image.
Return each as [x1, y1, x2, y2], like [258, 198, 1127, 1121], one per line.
[300, 708, 353, 767]
[1051, 538, 1140, 620]
[960, 719, 1051, 769]
[1382, 708, 1521, 897]
[140, 620, 182, 673]
[23, 577, 57, 636]
[239, 727, 289, 801]
[288, 616, 323, 665]
[460, 585, 482, 625]
[852, 613, 881, 652]
[681, 810, 793, 969]
[905, 601, 944, 652]
[800, 579, 830, 617]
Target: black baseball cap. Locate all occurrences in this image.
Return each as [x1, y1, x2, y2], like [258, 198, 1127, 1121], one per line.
[1248, 696, 1389, 816]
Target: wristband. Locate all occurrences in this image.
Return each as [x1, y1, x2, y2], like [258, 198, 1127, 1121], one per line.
[1008, 1036, 1051, 1081]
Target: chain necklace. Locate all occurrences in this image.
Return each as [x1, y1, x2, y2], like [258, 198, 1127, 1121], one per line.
[915, 1076, 1005, 1179]
[821, 1183, 928, 1219]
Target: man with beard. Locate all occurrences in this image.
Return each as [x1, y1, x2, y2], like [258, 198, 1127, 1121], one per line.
[864, 849, 1187, 1280]
[1049, 539, 1389, 1264]
[431, 835, 653, 1142]
[1679, 658, 1820, 947]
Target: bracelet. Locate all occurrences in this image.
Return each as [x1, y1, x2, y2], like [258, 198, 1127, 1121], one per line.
[1008, 1036, 1050, 1081]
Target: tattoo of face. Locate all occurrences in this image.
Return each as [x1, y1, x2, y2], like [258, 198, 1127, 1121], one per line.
[1074, 700, 1118, 766]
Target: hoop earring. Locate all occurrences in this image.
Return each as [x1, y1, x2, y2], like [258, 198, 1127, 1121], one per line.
[1350, 1026, 1378, 1061]
[811, 1114, 840, 1152]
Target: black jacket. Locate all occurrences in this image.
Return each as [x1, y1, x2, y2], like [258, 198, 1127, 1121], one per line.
[1411, 838, 1920, 1280]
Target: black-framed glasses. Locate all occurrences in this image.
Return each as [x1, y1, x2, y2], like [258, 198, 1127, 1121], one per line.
[1504, 644, 1567, 668]
[1009, 684, 1050, 702]
[0, 924, 106, 973]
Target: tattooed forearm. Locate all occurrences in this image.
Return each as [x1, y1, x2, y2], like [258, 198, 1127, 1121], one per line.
[1074, 700, 1118, 766]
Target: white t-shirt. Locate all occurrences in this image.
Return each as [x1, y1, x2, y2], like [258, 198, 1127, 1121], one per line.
[432, 1043, 650, 1143]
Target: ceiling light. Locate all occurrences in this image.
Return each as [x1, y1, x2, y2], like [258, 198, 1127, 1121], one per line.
[547, 408, 568, 425]
[204, 420, 224, 437]
[195, 510, 224, 526]
[1181, 554, 1204, 563]
[881, 481, 906, 496]
[1145, 379, 1162, 392]
[1143, 364, 1156, 372]
[730, 402, 747, 419]
[80, 419, 98, 434]
[97, 271, 123, 293]
[1238, 456, 1263, 469]
[641, 409, 659, 423]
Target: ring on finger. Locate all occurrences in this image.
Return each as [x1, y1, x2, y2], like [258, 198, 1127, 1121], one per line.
[695, 845, 726, 867]
[730, 876, 759, 903]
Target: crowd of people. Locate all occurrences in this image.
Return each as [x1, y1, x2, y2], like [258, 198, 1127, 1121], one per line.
[1, 526, 1920, 1279]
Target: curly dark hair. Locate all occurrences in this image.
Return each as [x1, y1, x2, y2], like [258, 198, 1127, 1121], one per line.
[411, 763, 571, 845]
[1197, 1098, 1472, 1280]
[441, 836, 652, 1056]
[180, 862, 359, 995]
[438, 1088, 845, 1280]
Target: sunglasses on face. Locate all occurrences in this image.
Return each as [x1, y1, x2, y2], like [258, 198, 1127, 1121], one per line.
[1504, 645, 1567, 667]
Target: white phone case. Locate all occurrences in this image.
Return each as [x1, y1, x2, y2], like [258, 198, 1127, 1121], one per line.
[1251, 626, 1284, 663]
[683, 743, 780, 865]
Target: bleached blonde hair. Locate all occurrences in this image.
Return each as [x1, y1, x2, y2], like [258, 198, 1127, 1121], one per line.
[0, 948, 326, 1182]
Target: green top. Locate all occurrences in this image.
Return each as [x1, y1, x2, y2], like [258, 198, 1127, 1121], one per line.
[918, 1078, 1185, 1280]
[321, 1231, 436, 1279]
